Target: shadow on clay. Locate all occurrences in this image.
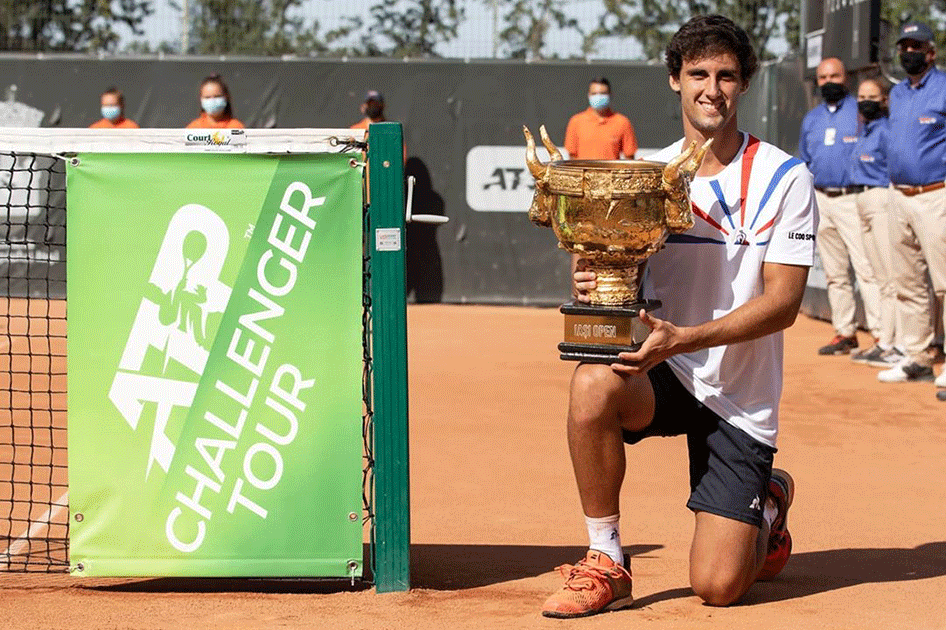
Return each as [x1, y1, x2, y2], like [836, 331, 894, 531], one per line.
[635, 541, 946, 607]
[84, 543, 662, 594]
[81, 541, 944, 600]
[411, 543, 663, 590]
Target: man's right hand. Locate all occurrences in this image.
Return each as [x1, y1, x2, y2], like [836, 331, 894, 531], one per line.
[573, 257, 597, 303]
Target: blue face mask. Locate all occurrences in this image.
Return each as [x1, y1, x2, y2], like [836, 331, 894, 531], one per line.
[101, 105, 121, 121]
[201, 96, 227, 116]
[589, 93, 610, 111]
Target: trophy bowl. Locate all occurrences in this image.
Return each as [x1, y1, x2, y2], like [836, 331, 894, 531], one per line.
[524, 125, 710, 362]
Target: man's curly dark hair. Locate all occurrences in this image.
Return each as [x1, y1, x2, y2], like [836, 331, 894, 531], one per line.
[665, 15, 758, 83]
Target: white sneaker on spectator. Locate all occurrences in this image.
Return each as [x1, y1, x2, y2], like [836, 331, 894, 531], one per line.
[935, 370, 946, 388]
[878, 359, 935, 383]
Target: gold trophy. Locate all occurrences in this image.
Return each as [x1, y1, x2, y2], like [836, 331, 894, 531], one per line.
[524, 125, 710, 363]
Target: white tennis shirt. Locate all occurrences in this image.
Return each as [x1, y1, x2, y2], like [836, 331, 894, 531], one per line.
[644, 133, 819, 447]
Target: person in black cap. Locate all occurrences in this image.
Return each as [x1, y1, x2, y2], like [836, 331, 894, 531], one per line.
[350, 90, 386, 130]
[879, 21, 946, 400]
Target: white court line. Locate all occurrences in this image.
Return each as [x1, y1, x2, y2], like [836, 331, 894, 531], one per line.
[0, 491, 69, 561]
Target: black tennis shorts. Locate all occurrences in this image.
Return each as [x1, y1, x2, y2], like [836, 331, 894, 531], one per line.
[622, 361, 776, 528]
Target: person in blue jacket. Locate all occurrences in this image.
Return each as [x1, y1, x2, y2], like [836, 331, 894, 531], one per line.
[800, 57, 881, 357]
[847, 77, 901, 369]
[878, 21, 946, 399]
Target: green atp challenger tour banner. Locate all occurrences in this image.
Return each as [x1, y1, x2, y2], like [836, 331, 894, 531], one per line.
[66, 153, 364, 577]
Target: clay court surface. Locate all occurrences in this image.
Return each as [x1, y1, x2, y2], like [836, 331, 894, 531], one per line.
[1, 304, 945, 629]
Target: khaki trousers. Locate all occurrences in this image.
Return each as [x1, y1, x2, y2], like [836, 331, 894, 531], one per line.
[889, 185, 946, 365]
[816, 190, 881, 339]
[855, 187, 898, 349]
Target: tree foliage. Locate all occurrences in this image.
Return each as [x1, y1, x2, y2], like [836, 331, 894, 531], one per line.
[185, 0, 314, 55]
[335, 0, 465, 58]
[494, 0, 581, 60]
[880, 1, 946, 62]
[0, 0, 152, 52]
[587, 0, 799, 61]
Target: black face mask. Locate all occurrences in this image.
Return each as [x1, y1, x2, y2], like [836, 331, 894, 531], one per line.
[857, 100, 884, 120]
[900, 51, 929, 75]
[365, 103, 383, 119]
[820, 82, 847, 104]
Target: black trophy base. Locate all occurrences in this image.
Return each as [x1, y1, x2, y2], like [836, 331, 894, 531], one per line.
[558, 300, 661, 363]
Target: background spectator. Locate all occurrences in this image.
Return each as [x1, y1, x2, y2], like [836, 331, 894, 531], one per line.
[564, 77, 637, 160]
[880, 21, 946, 397]
[848, 77, 900, 368]
[186, 74, 244, 129]
[89, 87, 139, 129]
[351, 90, 387, 130]
[800, 57, 881, 357]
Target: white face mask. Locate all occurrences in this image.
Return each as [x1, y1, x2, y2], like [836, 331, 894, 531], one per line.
[588, 93, 610, 110]
[101, 105, 121, 121]
[201, 96, 227, 116]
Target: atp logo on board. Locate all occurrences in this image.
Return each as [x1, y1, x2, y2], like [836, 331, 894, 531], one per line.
[108, 205, 232, 478]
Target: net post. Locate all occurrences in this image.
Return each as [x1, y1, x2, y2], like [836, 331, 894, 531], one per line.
[367, 122, 410, 593]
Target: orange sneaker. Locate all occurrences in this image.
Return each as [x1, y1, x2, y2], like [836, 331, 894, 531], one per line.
[541, 550, 633, 618]
[758, 468, 795, 580]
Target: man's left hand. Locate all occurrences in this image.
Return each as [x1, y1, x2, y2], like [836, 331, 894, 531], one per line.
[611, 309, 689, 375]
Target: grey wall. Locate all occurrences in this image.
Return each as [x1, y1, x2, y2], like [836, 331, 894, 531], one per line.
[0, 55, 810, 306]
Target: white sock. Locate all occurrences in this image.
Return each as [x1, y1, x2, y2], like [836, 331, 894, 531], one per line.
[586, 513, 623, 566]
[763, 498, 778, 529]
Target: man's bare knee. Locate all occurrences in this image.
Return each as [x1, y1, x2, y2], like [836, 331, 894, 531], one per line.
[570, 363, 620, 397]
[569, 363, 653, 432]
[690, 570, 747, 607]
[568, 364, 624, 430]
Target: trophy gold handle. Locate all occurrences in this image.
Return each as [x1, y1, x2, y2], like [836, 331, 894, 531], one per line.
[539, 125, 564, 162]
[661, 139, 712, 232]
[524, 125, 554, 226]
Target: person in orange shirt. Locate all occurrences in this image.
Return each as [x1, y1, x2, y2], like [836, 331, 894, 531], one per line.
[350, 90, 386, 130]
[186, 74, 245, 129]
[565, 77, 639, 281]
[564, 77, 637, 160]
[89, 87, 140, 129]
[350, 89, 405, 167]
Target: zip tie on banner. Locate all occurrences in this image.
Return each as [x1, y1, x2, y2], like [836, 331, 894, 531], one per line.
[329, 136, 368, 153]
[348, 158, 366, 168]
[52, 153, 79, 166]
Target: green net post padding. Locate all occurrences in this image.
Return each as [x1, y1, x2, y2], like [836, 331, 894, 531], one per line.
[367, 123, 410, 593]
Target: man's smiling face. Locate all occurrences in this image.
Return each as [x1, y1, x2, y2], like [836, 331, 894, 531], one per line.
[669, 53, 748, 136]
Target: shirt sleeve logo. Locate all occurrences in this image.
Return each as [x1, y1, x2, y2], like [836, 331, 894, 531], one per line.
[919, 116, 937, 124]
[788, 231, 814, 241]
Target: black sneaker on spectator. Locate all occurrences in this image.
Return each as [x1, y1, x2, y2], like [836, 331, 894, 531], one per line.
[851, 345, 884, 364]
[867, 347, 904, 368]
[818, 335, 858, 356]
[926, 344, 945, 365]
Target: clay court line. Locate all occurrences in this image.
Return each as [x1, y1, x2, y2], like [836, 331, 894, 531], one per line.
[0, 491, 68, 561]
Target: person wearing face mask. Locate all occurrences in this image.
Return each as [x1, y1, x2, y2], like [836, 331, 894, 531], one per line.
[186, 74, 244, 129]
[350, 90, 387, 130]
[563, 77, 638, 160]
[881, 22, 946, 397]
[847, 78, 902, 369]
[89, 87, 139, 129]
[800, 57, 881, 358]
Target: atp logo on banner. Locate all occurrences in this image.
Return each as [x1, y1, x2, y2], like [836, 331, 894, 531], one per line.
[108, 205, 232, 478]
